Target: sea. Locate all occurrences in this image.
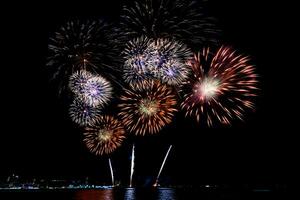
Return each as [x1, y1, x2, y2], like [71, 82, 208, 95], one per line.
[0, 187, 287, 200]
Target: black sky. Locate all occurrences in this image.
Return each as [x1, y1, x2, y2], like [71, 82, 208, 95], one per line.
[1, 0, 296, 184]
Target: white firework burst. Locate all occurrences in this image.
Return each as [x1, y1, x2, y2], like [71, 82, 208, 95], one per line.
[69, 70, 93, 95]
[69, 99, 102, 127]
[147, 38, 192, 86]
[69, 71, 113, 107]
[77, 75, 113, 107]
[122, 36, 155, 88]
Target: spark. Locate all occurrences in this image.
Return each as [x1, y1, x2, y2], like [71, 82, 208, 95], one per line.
[83, 115, 126, 155]
[118, 81, 177, 135]
[181, 46, 258, 126]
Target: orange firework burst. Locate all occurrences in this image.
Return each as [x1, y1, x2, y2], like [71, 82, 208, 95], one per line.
[83, 115, 126, 155]
[181, 46, 258, 126]
[118, 81, 177, 135]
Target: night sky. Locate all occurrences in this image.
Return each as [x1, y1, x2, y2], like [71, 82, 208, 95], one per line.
[1, 0, 295, 185]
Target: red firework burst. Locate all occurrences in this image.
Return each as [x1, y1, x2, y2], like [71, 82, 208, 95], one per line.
[181, 46, 258, 126]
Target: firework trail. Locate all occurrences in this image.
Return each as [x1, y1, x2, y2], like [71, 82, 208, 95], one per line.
[181, 46, 258, 126]
[121, 0, 219, 47]
[69, 99, 101, 127]
[83, 115, 126, 155]
[47, 20, 120, 94]
[129, 144, 135, 187]
[118, 81, 178, 135]
[153, 145, 173, 187]
[108, 158, 115, 186]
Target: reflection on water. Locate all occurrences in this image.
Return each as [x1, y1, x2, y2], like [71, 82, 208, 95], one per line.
[0, 187, 280, 200]
[74, 188, 176, 200]
[124, 188, 136, 200]
[75, 189, 114, 200]
[157, 188, 176, 200]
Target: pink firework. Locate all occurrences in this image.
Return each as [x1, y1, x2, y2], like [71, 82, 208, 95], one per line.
[181, 46, 258, 126]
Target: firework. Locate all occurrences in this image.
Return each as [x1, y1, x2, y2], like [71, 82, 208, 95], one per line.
[69, 99, 101, 127]
[68, 70, 93, 95]
[118, 81, 177, 135]
[76, 74, 113, 107]
[129, 144, 135, 187]
[123, 37, 192, 87]
[158, 59, 190, 86]
[147, 38, 192, 86]
[83, 115, 126, 155]
[181, 46, 258, 126]
[47, 20, 119, 94]
[153, 145, 173, 187]
[122, 36, 154, 88]
[121, 0, 219, 47]
[108, 158, 115, 185]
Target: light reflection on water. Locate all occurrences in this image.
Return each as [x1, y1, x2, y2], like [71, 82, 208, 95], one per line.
[74, 189, 114, 200]
[0, 187, 278, 200]
[124, 188, 136, 200]
[74, 188, 176, 200]
[157, 188, 176, 200]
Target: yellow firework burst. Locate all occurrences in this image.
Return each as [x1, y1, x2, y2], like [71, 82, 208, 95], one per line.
[118, 81, 177, 135]
[83, 115, 126, 155]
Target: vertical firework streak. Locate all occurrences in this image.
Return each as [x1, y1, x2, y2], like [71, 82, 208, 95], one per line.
[154, 145, 173, 186]
[181, 46, 258, 126]
[129, 144, 135, 187]
[108, 158, 115, 186]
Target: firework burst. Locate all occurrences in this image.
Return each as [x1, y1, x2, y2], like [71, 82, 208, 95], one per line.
[78, 75, 113, 107]
[122, 36, 155, 88]
[118, 81, 177, 135]
[158, 59, 190, 86]
[123, 37, 192, 87]
[181, 46, 258, 126]
[47, 20, 119, 94]
[83, 115, 126, 155]
[69, 99, 101, 127]
[121, 0, 219, 47]
[68, 70, 93, 95]
[147, 38, 192, 86]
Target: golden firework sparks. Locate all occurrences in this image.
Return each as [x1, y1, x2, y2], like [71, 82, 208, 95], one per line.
[118, 81, 178, 135]
[83, 115, 126, 155]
